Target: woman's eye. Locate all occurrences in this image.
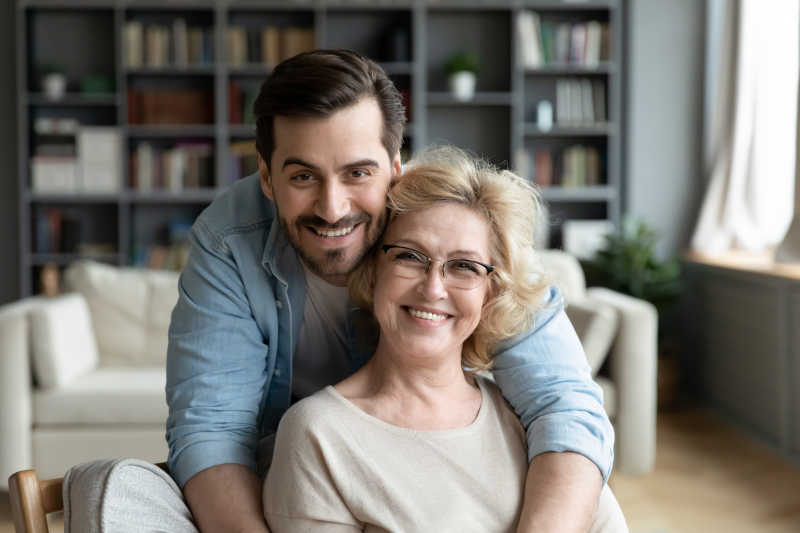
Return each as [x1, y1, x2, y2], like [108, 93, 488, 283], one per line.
[396, 251, 424, 263]
[452, 261, 480, 274]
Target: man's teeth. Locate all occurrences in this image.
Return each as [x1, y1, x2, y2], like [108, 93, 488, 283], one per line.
[408, 308, 447, 321]
[314, 226, 354, 237]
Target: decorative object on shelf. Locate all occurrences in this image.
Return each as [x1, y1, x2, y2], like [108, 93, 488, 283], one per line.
[536, 100, 553, 132]
[562, 220, 615, 261]
[41, 70, 67, 101]
[444, 51, 478, 102]
[80, 74, 113, 95]
[40, 263, 61, 298]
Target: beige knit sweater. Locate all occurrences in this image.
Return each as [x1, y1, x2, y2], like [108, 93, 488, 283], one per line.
[263, 377, 528, 532]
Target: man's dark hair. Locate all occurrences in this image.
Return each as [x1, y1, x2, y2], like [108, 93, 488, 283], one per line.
[254, 49, 406, 170]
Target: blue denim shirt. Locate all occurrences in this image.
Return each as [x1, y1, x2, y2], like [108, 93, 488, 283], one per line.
[165, 174, 614, 488]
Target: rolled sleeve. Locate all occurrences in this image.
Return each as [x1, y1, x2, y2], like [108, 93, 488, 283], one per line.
[492, 286, 615, 482]
[166, 219, 270, 488]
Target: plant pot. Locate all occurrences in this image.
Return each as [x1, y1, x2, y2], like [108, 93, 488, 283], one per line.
[448, 71, 476, 102]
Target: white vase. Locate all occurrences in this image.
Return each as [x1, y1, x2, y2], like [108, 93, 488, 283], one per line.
[449, 71, 476, 102]
[42, 73, 67, 101]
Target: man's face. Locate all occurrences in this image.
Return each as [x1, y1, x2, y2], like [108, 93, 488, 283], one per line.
[260, 98, 402, 286]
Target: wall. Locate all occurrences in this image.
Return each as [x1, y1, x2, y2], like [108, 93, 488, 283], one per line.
[626, 0, 706, 260]
[0, 1, 19, 304]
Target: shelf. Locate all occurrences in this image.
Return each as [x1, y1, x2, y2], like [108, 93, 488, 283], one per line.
[126, 66, 216, 75]
[26, 191, 121, 204]
[229, 124, 256, 137]
[228, 64, 272, 76]
[27, 253, 121, 267]
[539, 186, 616, 202]
[524, 123, 615, 137]
[127, 124, 216, 137]
[26, 93, 119, 106]
[380, 62, 413, 76]
[125, 189, 221, 204]
[523, 63, 615, 75]
[427, 92, 513, 106]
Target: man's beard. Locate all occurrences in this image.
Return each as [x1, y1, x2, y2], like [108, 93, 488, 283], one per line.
[278, 209, 388, 281]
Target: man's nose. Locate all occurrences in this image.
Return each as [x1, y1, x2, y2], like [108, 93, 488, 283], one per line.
[315, 180, 350, 223]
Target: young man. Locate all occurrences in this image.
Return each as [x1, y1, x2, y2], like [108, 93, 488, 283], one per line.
[165, 50, 614, 532]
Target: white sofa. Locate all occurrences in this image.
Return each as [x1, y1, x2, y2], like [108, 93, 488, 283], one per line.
[1, 251, 656, 489]
[538, 250, 658, 475]
[1, 261, 178, 488]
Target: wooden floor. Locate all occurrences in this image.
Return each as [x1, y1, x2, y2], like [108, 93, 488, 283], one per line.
[2, 408, 800, 533]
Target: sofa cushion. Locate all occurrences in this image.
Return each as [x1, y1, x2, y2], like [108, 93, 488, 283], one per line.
[30, 293, 99, 389]
[537, 250, 587, 303]
[596, 376, 616, 419]
[33, 367, 167, 425]
[64, 261, 179, 367]
[564, 300, 618, 375]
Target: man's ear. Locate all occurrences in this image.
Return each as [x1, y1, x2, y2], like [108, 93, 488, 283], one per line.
[389, 151, 403, 187]
[258, 153, 274, 201]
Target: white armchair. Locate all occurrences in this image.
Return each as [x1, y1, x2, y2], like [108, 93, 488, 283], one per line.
[0, 261, 178, 488]
[538, 250, 658, 475]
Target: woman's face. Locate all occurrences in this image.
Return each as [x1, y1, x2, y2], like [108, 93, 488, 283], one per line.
[372, 203, 492, 364]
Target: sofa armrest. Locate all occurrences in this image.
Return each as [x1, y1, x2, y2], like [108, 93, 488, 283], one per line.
[0, 301, 35, 489]
[585, 287, 658, 475]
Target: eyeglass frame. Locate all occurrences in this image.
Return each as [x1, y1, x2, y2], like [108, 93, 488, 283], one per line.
[380, 244, 494, 289]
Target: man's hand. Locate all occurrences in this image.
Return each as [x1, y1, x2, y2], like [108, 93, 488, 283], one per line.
[184, 463, 270, 533]
[516, 452, 602, 533]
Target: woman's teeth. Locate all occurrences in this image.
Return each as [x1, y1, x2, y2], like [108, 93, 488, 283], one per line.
[408, 308, 447, 321]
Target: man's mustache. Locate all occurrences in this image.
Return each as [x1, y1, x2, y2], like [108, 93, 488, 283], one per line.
[296, 213, 370, 229]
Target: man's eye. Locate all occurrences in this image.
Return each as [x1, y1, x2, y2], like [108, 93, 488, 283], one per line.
[351, 169, 369, 178]
[291, 172, 314, 182]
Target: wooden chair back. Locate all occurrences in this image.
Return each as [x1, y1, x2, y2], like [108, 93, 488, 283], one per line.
[8, 463, 168, 533]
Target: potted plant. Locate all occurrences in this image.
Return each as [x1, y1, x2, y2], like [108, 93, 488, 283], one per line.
[444, 52, 479, 102]
[582, 218, 683, 410]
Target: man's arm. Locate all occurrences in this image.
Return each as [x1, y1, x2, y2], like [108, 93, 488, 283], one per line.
[184, 464, 270, 533]
[166, 217, 271, 532]
[517, 452, 602, 533]
[491, 287, 614, 533]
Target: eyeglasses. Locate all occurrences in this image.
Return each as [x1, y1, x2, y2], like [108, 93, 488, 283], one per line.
[380, 244, 494, 290]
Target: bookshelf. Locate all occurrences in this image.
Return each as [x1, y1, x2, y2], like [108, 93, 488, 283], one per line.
[16, 0, 625, 297]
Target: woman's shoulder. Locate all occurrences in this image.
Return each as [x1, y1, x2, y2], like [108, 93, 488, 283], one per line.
[276, 387, 346, 440]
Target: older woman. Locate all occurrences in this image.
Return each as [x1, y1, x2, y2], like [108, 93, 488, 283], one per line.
[263, 146, 626, 532]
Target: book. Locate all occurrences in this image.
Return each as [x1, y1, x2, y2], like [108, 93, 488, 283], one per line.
[581, 79, 595, 123]
[569, 23, 587, 65]
[263, 26, 281, 67]
[227, 26, 247, 66]
[77, 126, 121, 192]
[555, 23, 571, 64]
[31, 156, 77, 193]
[585, 21, 602, 67]
[592, 81, 607, 122]
[517, 11, 543, 68]
[281, 27, 314, 60]
[533, 149, 553, 187]
[173, 18, 189, 68]
[124, 21, 143, 68]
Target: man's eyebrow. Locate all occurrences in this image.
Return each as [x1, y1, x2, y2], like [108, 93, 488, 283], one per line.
[282, 157, 320, 171]
[339, 159, 379, 171]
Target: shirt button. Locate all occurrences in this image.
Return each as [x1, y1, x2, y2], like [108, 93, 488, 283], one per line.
[275, 300, 282, 309]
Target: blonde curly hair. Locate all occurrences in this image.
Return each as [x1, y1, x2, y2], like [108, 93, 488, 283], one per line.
[349, 145, 549, 371]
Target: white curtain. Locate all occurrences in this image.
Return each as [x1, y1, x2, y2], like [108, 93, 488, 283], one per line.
[691, 0, 799, 254]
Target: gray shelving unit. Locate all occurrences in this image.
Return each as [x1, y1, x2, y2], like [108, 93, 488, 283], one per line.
[16, 0, 625, 296]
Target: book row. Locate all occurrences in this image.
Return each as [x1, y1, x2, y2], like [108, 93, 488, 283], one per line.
[124, 20, 214, 68]
[227, 26, 315, 67]
[518, 11, 610, 68]
[553, 78, 607, 125]
[517, 145, 604, 188]
[128, 89, 214, 125]
[129, 142, 215, 192]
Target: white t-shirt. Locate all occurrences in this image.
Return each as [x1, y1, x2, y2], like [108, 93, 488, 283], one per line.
[291, 264, 352, 399]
